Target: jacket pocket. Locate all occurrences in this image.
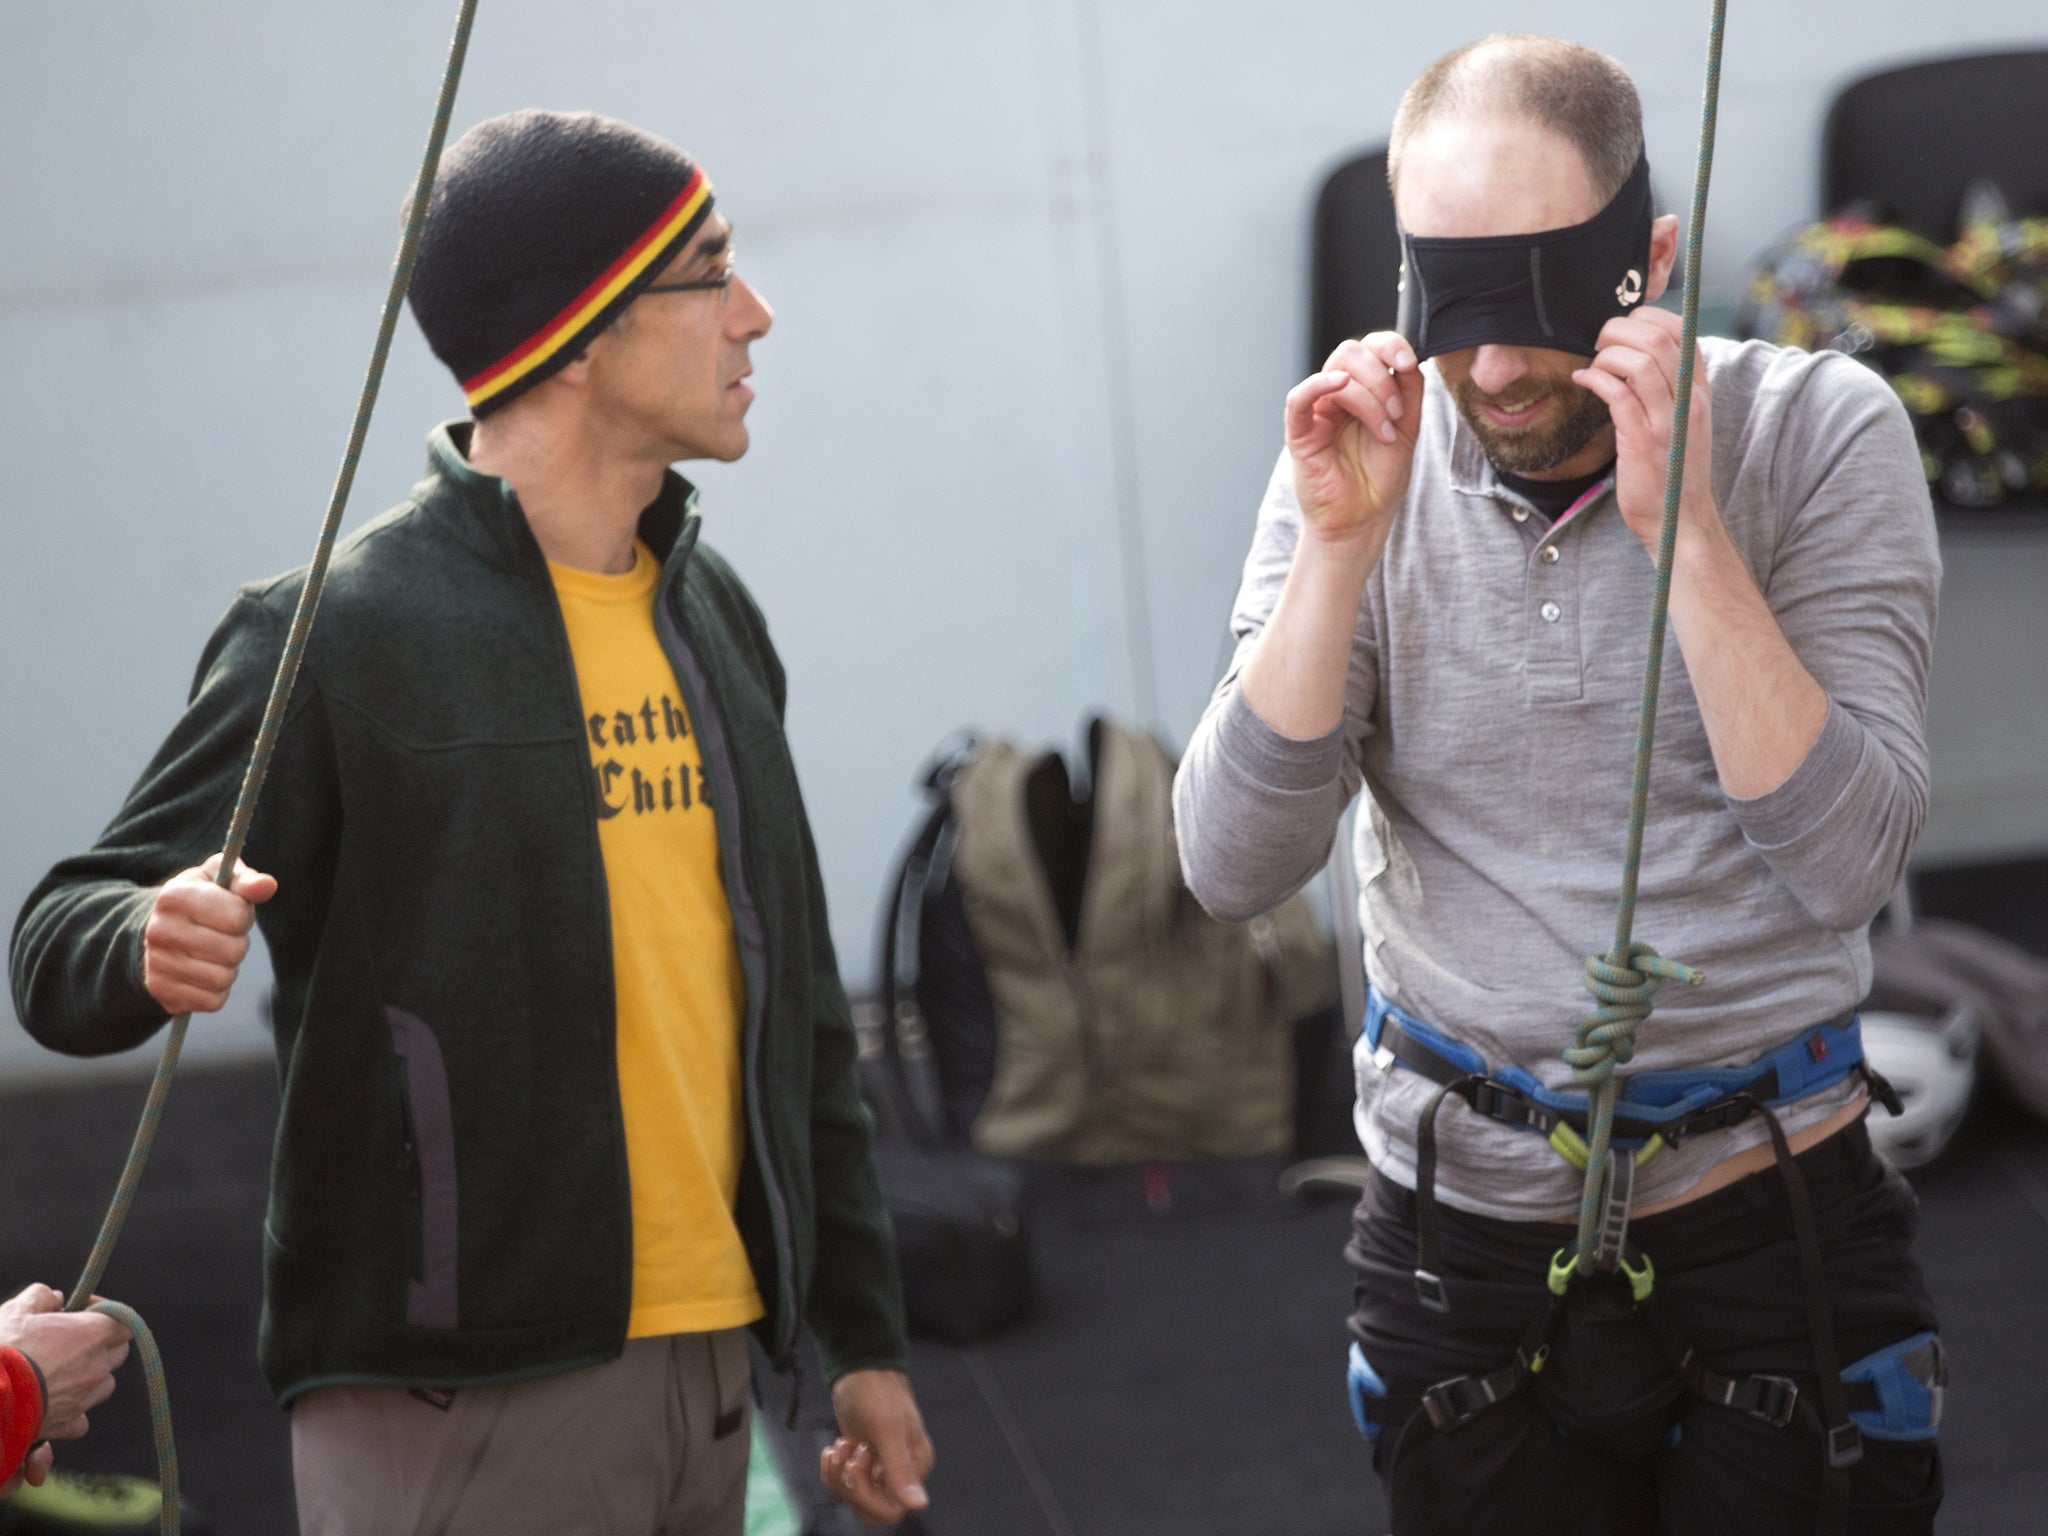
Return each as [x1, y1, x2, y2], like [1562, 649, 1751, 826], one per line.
[385, 1006, 460, 1329]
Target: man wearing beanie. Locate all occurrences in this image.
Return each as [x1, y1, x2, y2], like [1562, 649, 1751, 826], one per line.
[13, 110, 930, 1534]
[1175, 36, 1942, 1535]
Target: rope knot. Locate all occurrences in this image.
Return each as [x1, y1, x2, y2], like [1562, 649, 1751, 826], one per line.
[1568, 941, 1703, 1088]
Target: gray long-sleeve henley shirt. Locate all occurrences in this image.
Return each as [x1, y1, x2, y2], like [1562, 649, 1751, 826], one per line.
[1174, 337, 1940, 1221]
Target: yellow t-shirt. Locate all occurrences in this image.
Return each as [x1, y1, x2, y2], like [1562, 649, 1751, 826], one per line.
[550, 542, 764, 1338]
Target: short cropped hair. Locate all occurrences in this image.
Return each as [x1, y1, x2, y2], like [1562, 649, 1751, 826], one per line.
[1387, 35, 1643, 205]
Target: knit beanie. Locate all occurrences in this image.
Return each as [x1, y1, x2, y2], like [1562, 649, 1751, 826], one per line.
[408, 110, 716, 416]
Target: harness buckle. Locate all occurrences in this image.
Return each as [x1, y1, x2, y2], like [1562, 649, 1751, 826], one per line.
[1666, 1098, 1752, 1141]
[1743, 1374, 1801, 1429]
[1420, 1373, 1502, 1433]
[1827, 1421, 1865, 1469]
[1469, 1078, 1551, 1131]
[1414, 1268, 1450, 1313]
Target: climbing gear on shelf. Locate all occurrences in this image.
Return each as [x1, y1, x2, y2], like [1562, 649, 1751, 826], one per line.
[1739, 185, 2048, 507]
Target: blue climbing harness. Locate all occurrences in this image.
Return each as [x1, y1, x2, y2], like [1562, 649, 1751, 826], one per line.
[1348, 986, 1928, 1536]
[1364, 985, 1876, 1171]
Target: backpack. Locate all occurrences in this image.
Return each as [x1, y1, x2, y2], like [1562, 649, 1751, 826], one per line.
[871, 717, 1335, 1165]
[1737, 185, 2048, 507]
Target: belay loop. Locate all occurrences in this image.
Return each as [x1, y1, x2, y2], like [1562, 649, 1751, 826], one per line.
[54, 4, 481, 1532]
[1569, 938, 1704, 1243]
[1566, 0, 1726, 1279]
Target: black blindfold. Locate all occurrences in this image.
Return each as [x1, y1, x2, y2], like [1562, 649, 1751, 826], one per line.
[1395, 154, 1654, 360]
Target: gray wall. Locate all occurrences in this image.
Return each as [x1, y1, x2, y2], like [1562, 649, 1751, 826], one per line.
[5, 2, 2045, 1082]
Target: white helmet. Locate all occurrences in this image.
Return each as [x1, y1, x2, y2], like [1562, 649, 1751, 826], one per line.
[1861, 1006, 1979, 1169]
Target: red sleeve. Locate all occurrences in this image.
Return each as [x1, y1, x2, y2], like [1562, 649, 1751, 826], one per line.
[0, 1344, 46, 1486]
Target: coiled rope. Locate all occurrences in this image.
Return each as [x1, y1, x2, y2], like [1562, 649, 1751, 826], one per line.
[60, 5, 480, 1528]
[1568, 0, 1727, 1273]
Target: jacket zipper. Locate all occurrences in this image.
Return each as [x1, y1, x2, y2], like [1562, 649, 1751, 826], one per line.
[393, 1065, 425, 1284]
[655, 581, 800, 1366]
[533, 546, 636, 1337]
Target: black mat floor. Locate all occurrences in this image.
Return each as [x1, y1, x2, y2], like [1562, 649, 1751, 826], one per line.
[2, 1069, 2044, 1534]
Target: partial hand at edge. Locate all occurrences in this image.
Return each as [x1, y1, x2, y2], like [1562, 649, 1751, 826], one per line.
[820, 1368, 933, 1528]
[1, 1438, 52, 1500]
[0, 1286, 128, 1440]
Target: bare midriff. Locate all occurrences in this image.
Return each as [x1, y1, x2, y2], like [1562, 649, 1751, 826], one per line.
[1624, 1092, 1869, 1219]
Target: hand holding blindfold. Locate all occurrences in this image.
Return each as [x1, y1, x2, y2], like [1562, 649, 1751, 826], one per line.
[1287, 153, 1687, 557]
[1287, 332, 1428, 558]
[1570, 303, 1719, 557]
[1385, 153, 1711, 556]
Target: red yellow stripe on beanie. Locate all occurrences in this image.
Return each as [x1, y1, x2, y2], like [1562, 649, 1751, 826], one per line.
[461, 168, 713, 410]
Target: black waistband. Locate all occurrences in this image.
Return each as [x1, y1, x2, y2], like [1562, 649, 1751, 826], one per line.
[1372, 1113, 1880, 1256]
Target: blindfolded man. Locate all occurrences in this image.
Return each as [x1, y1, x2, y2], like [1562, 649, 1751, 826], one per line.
[1176, 35, 1944, 1536]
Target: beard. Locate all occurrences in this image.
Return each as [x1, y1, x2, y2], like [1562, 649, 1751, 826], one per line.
[1451, 372, 1612, 475]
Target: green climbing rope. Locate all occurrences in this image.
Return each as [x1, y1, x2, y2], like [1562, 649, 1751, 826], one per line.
[59, 5, 480, 1529]
[1569, 0, 1726, 1274]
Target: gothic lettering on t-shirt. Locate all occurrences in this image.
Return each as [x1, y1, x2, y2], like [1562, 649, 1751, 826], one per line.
[583, 693, 710, 820]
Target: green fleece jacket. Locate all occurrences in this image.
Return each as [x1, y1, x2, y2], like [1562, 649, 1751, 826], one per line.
[10, 424, 907, 1403]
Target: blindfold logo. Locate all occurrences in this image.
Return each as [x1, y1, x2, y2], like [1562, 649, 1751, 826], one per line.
[1616, 269, 1643, 306]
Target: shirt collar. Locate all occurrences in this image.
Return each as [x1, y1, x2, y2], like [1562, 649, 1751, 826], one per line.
[1440, 403, 1613, 527]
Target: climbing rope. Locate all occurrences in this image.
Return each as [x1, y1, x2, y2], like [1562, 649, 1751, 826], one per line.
[59, 5, 480, 1528]
[1569, 0, 1726, 1273]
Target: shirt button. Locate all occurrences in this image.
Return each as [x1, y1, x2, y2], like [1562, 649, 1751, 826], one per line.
[1540, 601, 1562, 623]
[1511, 506, 1531, 523]
[1540, 545, 1561, 564]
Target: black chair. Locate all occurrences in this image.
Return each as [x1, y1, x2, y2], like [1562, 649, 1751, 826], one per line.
[1307, 146, 1400, 373]
[1823, 49, 2048, 234]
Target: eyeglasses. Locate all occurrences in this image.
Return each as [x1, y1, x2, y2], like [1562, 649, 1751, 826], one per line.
[641, 261, 737, 299]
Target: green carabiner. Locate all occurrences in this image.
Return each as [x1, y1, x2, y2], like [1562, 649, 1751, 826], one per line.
[1621, 1250, 1656, 1304]
[1548, 1247, 1577, 1297]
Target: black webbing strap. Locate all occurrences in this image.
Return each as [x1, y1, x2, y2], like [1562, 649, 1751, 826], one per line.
[873, 793, 955, 1147]
[1861, 1061, 1906, 1118]
[1412, 1076, 1482, 1312]
[1744, 1095, 1862, 1535]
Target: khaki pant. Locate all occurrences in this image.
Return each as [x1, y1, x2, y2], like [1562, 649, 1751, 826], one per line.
[291, 1330, 754, 1536]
